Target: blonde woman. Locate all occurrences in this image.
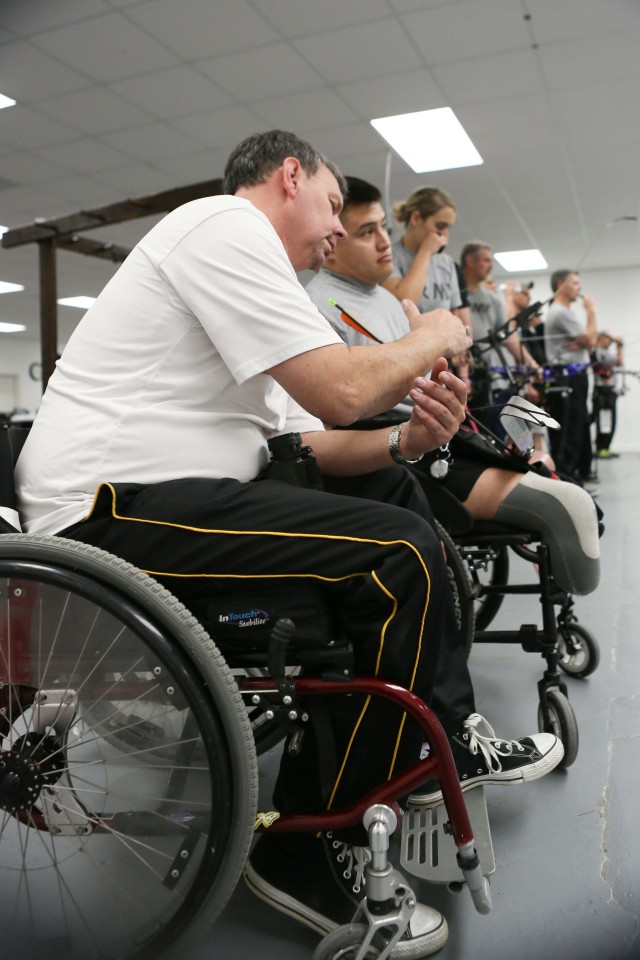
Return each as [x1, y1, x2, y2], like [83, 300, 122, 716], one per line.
[383, 186, 471, 385]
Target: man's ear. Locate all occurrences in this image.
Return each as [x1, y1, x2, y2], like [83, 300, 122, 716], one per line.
[281, 156, 302, 199]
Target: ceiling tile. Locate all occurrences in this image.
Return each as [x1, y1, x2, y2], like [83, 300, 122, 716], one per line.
[297, 123, 383, 163]
[126, 0, 279, 59]
[293, 19, 422, 84]
[434, 48, 543, 104]
[251, 88, 357, 130]
[0, 105, 78, 149]
[43, 175, 124, 206]
[151, 149, 230, 182]
[400, 0, 531, 64]
[94, 163, 172, 195]
[0, 40, 92, 101]
[44, 138, 137, 174]
[337, 69, 444, 120]
[105, 122, 204, 160]
[38, 87, 153, 135]
[31, 12, 181, 83]
[525, 0, 640, 43]
[254, 0, 391, 38]
[197, 43, 324, 101]
[538, 31, 640, 90]
[172, 104, 266, 150]
[0, 151, 71, 185]
[111, 65, 233, 119]
[0, 0, 110, 35]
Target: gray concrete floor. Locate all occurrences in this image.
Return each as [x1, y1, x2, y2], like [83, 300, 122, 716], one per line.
[194, 454, 640, 960]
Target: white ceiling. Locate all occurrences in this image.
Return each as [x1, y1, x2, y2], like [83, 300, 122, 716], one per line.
[1, 0, 640, 342]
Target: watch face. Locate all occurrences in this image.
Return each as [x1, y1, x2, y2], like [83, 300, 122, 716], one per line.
[430, 458, 450, 479]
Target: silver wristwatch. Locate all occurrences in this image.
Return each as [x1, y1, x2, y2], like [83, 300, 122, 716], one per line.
[388, 422, 424, 465]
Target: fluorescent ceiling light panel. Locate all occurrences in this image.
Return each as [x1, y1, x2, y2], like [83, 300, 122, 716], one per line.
[494, 249, 548, 271]
[370, 107, 483, 173]
[0, 93, 16, 110]
[58, 296, 96, 309]
[0, 322, 26, 333]
[0, 281, 24, 294]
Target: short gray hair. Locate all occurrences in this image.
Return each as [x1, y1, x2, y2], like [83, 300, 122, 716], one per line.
[223, 129, 346, 196]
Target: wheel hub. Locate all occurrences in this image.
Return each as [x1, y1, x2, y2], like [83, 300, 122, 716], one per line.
[0, 751, 44, 813]
[0, 734, 63, 813]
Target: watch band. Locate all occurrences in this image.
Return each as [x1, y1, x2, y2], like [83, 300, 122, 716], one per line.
[388, 422, 424, 465]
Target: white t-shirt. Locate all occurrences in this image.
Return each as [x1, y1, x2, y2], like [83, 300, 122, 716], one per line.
[17, 196, 341, 535]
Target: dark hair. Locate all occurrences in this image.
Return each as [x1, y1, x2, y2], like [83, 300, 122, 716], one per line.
[550, 269, 576, 292]
[392, 186, 456, 226]
[223, 129, 346, 196]
[343, 176, 382, 210]
[460, 241, 492, 268]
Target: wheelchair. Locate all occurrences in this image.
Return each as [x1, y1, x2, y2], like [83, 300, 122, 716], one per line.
[417, 466, 600, 770]
[0, 422, 493, 960]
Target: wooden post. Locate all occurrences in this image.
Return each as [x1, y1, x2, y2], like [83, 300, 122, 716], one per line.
[38, 239, 58, 393]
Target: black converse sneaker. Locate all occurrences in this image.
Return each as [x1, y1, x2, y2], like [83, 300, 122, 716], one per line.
[407, 713, 564, 808]
[245, 832, 448, 959]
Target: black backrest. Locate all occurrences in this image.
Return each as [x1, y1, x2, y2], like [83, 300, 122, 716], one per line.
[0, 422, 29, 528]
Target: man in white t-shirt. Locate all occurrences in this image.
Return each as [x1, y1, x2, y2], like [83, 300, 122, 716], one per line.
[15, 131, 559, 955]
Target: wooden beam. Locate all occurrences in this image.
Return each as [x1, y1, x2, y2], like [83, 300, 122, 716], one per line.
[56, 235, 131, 263]
[38, 240, 58, 392]
[1, 177, 224, 248]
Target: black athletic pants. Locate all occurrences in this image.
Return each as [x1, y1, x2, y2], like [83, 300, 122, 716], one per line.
[547, 370, 592, 481]
[63, 466, 474, 829]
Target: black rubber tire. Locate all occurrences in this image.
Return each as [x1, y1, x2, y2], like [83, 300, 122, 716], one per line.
[435, 521, 476, 659]
[472, 544, 509, 632]
[312, 923, 381, 960]
[0, 534, 257, 960]
[537, 687, 579, 768]
[557, 621, 600, 678]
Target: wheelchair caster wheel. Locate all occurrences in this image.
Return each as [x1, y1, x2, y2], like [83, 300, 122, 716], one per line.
[557, 622, 600, 678]
[537, 688, 579, 768]
[312, 923, 380, 960]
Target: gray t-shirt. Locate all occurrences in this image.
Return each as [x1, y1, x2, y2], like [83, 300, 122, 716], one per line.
[305, 269, 413, 416]
[389, 243, 462, 313]
[467, 286, 512, 391]
[545, 303, 590, 366]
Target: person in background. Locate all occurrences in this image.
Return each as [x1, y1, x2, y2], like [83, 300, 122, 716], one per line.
[382, 186, 472, 392]
[503, 280, 547, 368]
[461, 243, 542, 438]
[591, 330, 624, 458]
[544, 271, 597, 485]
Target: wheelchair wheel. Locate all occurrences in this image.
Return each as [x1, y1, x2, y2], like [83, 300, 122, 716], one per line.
[312, 923, 381, 960]
[557, 621, 600, 678]
[0, 534, 257, 960]
[537, 688, 579, 768]
[435, 521, 475, 658]
[472, 544, 509, 632]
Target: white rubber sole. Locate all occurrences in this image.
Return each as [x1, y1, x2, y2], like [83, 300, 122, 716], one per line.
[407, 736, 565, 808]
[244, 862, 448, 958]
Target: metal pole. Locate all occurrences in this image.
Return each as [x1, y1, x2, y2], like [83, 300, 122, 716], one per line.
[38, 239, 58, 393]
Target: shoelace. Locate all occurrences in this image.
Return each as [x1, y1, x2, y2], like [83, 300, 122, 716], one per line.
[327, 833, 371, 893]
[463, 713, 526, 773]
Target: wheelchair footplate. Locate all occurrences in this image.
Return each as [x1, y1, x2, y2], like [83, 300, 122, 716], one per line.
[400, 786, 495, 885]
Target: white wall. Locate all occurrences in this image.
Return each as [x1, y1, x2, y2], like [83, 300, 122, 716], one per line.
[3, 262, 639, 447]
[0, 336, 44, 416]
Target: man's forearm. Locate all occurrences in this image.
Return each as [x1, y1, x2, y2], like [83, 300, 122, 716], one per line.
[269, 314, 469, 426]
